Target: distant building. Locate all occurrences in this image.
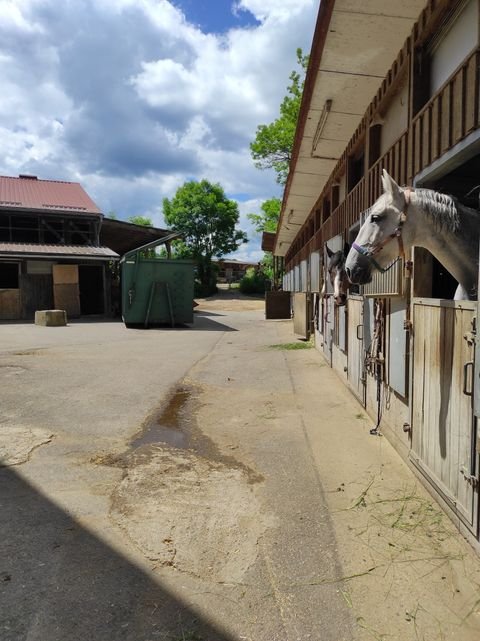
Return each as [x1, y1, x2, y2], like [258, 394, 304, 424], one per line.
[214, 258, 260, 283]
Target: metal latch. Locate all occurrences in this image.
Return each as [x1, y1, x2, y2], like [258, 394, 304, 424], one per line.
[460, 466, 479, 488]
[464, 316, 477, 345]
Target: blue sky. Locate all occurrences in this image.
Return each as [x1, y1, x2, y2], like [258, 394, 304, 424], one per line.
[173, 0, 260, 33]
[0, 0, 318, 261]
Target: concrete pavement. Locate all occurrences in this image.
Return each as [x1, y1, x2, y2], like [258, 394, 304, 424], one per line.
[1, 302, 480, 640]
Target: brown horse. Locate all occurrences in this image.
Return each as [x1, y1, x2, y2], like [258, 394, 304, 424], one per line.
[326, 244, 350, 306]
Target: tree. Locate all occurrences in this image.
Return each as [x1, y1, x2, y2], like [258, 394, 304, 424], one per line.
[247, 197, 281, 234]
[163, 180, 247, 295]
[250, 48, 308, 185]
[127, 215, 153, 226]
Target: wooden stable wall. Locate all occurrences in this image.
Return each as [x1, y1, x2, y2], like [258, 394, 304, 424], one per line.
[411, 300, 478, 534]
[281, 0, 480, 544]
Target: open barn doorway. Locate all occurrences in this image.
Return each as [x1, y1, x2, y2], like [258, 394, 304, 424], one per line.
[79, 265, 105, 315]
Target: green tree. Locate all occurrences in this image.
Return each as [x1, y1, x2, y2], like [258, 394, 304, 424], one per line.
[127, 215, 153, 226]
[163, 180, 247, 295]
[247, 197, 281, 234]
[250, 48, 308, 185]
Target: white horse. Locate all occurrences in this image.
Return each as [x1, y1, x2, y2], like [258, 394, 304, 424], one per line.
[345, 170, 479, 300]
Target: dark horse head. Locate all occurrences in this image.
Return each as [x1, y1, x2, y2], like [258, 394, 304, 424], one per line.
[326, 243, 350, 306]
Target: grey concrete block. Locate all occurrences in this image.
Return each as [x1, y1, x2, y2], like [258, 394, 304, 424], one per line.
[34, 309, 67, 327]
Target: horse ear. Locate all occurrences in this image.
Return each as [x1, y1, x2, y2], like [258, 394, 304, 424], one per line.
[326, 245, 333, 258]
[381, 169, 401, 199]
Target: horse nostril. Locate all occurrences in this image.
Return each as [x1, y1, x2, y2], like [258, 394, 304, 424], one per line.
[345, 267, 351, 279]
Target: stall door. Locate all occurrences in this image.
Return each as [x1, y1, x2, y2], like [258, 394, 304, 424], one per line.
[293, 293, 310, 340]
[411, 299, 478, 534]
[347, 295, 365, 404]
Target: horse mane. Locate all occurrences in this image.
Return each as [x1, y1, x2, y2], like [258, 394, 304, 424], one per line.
[328, 250, 345, 269]
[413, 188, 461, 233]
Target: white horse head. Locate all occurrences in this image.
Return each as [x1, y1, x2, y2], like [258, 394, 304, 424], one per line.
[345, 170, 411, 285]
[345, 169, 479, 299]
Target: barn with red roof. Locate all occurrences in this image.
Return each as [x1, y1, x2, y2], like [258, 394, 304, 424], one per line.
[0, 174, 174, 320]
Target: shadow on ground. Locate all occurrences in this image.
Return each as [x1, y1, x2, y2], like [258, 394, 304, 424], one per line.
[0, 466, 234, 641]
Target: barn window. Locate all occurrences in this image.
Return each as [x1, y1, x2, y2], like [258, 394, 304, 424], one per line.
[347, 151, 365, 192]
[0, 262, 19, 288]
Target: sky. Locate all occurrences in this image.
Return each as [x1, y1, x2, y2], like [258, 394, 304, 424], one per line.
[0, 0, 319, 261]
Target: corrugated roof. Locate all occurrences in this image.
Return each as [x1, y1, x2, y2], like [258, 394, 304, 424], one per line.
[0, 175, 102, 215]
[0, 243, 118, 259]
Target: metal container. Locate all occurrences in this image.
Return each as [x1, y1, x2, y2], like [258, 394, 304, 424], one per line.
[120, 237, 195, 327]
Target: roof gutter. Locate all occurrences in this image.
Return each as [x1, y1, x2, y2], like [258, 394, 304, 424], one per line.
[274, 0, 336, 255]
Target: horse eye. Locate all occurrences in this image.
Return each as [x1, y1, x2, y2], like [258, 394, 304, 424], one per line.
[371, 214, 382, 222]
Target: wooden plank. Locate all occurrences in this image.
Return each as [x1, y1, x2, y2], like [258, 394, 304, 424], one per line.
[54, 284, 81, 318]
[440, 84, 452, 154]
[452, 70, 465, 144]
[413, 119, 422, 175]
[422, 107, 431, 168]
[53, 264, 79, 285]
[0, 289, 21, 320]
[430, 97, 440, 162]
[464, 53, 478, 134]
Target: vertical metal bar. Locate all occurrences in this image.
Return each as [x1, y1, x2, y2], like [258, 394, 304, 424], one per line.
[144, 282, 156, 329]
[165, 282, 175, 327]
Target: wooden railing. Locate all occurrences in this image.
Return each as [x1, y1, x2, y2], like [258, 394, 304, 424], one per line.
[285, 48, 480, 273]
[410, 49, 480, 178]
[368, 131, 408, 203]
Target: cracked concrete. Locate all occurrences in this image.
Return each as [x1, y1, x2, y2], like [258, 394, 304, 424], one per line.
[1, 296, 480, 641]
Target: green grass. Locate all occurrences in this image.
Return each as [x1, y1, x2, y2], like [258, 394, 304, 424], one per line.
[268, 340, 313, 350]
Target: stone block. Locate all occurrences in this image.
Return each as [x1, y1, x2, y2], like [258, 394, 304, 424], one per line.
[35, 309, 67, 327]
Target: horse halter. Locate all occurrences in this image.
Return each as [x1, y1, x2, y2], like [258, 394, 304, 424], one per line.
[351, 188, 412, 274]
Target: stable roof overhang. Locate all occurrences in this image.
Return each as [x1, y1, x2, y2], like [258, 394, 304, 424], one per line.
[0, 243, 119, 261]
[100, 218, 177, 256]
[275, 0, 427, 256]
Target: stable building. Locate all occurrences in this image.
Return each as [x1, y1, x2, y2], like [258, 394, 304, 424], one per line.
[0, 174, 120, 320]
[0, 175, 177, 321]
[275, 0, 480, 547]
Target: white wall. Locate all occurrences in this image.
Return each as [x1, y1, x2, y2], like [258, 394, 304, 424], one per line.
[380, 72, 409, 155]
[430, 0, 479, 95]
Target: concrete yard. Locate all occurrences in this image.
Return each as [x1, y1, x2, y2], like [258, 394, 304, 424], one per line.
[1, 293, 480, 641]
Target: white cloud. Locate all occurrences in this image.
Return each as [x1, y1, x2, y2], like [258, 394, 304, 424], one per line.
[0, 0, 318, 260]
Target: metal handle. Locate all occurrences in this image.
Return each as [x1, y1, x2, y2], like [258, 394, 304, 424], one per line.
[463, 361, 474, 396]
[356, 324, 363, 341]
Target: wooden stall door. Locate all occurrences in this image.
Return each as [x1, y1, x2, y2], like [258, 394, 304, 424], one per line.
[53, 265, 80, 318]
[20, 274, 54, 318]
[347, 295, 365, 404]
[410, 300, 478, 534]
[293, 293, 310, 340]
